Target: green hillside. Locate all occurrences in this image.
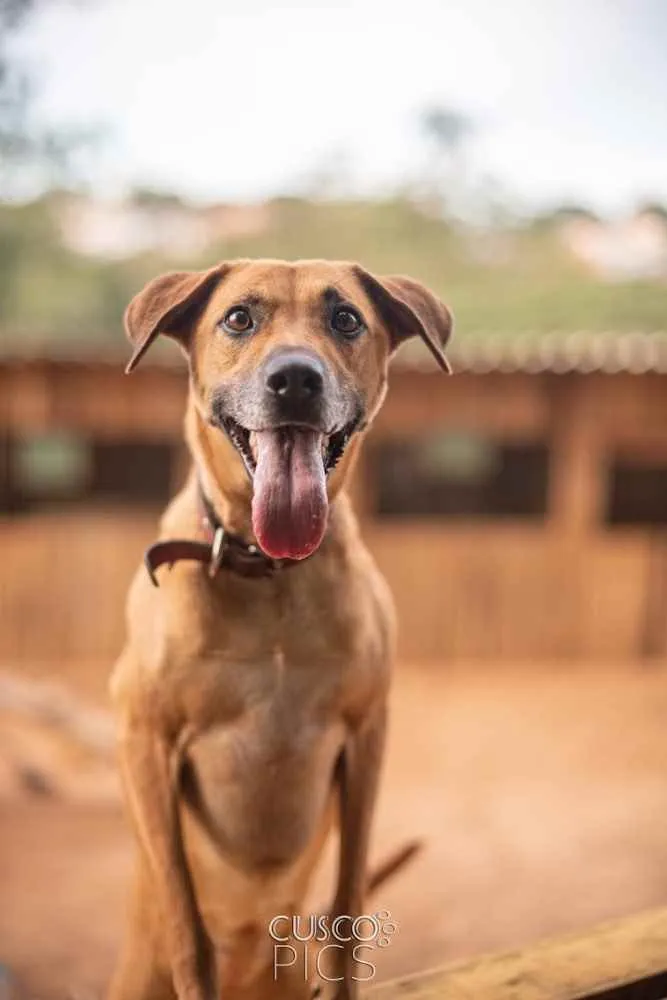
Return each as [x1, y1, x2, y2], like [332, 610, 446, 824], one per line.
[1, 194, 665, 352]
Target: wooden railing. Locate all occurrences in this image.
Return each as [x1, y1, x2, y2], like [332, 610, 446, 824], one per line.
[370, 907, 667, 999]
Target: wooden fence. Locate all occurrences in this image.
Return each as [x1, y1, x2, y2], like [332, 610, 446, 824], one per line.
[2, 511, 665, 665]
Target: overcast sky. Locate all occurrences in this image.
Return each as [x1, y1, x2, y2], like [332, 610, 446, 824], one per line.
[16, 0, 667, 213]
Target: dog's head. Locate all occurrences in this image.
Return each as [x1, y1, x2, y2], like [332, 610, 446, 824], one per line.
[124, 259, 452, 561]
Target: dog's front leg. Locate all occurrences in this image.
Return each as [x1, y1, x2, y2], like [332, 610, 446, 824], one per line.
[327, 702, 387, 1000]
[117, 720, 217, 1000]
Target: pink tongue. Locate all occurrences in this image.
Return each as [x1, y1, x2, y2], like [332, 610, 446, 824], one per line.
[251, 429, 328, 560]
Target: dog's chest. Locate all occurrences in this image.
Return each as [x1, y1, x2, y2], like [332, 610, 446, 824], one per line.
[182, 653, 346, 870]
[153, 557, 390, 868]
[158, 562, 388, 727]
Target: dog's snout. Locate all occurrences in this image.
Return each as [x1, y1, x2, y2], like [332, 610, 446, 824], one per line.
[267, 364, 323, 401]
[265, 352, 324, 405]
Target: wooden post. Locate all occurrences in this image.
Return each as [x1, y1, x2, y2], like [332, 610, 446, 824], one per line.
[641, 531, 667, 659]
[547, 375, 606, 534]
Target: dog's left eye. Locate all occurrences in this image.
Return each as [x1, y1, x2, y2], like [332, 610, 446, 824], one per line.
[221, 306, 254, 335]
[331, 306, 364, 338]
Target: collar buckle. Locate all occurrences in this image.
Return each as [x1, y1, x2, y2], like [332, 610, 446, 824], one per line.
[209, 525, 227, 577]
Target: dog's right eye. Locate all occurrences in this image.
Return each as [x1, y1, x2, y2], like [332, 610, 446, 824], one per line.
[220, 306, 254, 335]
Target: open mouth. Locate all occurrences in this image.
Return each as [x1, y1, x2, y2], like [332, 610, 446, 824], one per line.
[220, 416, 359, 480]
[219, 415, 360, 562]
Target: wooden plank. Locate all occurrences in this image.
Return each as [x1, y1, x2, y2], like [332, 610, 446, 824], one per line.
[374, 371, 550, 439]
[0, 511, 155, 662]
[588, 374, 667, 440]
[370, 907, 667, 999]
[365, 526, 649, 660]
[3, 362, 186, 437]
[0, 514, 652, 663]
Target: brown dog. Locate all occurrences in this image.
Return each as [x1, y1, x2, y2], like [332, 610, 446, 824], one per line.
[109, 259, 451, 1000]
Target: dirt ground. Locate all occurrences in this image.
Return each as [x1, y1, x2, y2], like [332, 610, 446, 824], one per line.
[3, 661, 667, 998]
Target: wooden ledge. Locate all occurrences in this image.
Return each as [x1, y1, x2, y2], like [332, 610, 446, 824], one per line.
[370, 907, 667, 999]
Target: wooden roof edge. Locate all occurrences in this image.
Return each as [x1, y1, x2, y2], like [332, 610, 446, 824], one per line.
[3, 331, 667, 374]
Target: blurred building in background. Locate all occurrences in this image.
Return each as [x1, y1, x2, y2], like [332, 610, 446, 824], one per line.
[2, 0, 667, 674]
[5, 5, 667, 996]
[558, 206, 667, 281]
[4, 332, 667, 665]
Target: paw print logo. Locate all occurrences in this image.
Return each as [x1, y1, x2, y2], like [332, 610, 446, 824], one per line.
[374, 910, 398, 948]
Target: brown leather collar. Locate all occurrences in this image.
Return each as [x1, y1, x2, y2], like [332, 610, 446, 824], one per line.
[144, 485, 300, 587]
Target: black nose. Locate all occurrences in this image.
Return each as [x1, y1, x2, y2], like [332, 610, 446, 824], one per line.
[265, 351, 324, 404]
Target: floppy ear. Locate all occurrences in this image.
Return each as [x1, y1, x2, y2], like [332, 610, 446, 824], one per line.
[124, 264, 228, 373]
[355, 269, 453, 374]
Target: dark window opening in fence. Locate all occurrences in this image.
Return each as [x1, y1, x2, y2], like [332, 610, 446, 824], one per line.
[2, 434, 176, 512]
[370, 431, 550, 519]
[90, 441, 174, 504]
[607, 460, 667, 527]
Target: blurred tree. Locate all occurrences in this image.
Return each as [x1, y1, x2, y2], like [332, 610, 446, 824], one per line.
[417, 104, 474, 217]
[0, 0, 34, 159]
[0, 0, 95, 194]
[530, 204, 601, 230]
[130, 188, 186, 209]
[636, 201, 667, 221]
[421, 106, 473, 158]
